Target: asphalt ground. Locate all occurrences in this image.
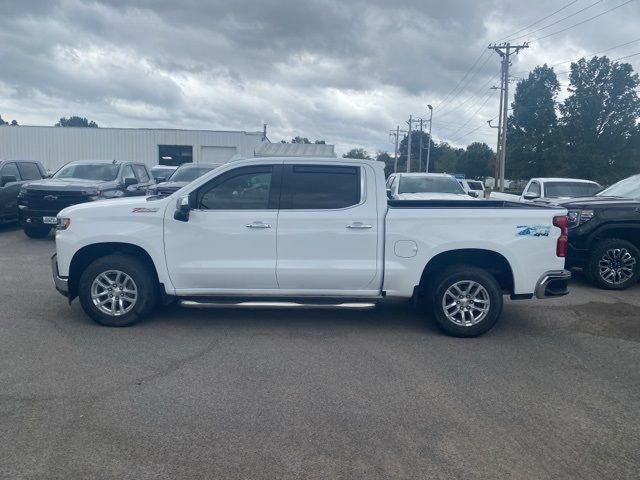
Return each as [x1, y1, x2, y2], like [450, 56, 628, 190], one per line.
[1, 223, 639, 479]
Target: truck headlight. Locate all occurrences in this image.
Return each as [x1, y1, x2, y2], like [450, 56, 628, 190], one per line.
[567, 209, 594, 228]
[56, 217, 71, 230]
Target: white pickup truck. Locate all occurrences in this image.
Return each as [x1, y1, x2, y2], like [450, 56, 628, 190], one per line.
[52, 157, 571, 337]
[490, 178, 602, 203]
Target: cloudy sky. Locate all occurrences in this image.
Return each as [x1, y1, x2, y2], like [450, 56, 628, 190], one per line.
[1, 0, 639, 154]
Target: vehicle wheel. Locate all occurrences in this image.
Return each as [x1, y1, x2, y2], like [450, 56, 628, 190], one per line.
[23, 226, 51, 238]
[587, 238, 640, 290]
[428, 266, 503, 337]
[78, 254, 158, 327]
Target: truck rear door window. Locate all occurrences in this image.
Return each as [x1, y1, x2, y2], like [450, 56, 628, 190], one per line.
[282, 165, 361, 209]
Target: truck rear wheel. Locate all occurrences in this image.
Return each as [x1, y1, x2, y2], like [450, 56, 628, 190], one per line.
[78, 254, 158, 327]
[428, 266, 503, 337]
[587, 238, 640, 290]
[23, 226, 51, 239]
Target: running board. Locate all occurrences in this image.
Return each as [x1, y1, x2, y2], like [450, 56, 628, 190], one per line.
[179, 299, 378, 310]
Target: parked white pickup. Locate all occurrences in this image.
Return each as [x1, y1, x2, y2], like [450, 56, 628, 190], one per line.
[490, 177, 602, 203]
[52, 157, 571, 337]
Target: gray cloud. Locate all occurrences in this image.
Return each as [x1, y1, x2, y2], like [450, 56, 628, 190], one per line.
[0, 0, 638, 153]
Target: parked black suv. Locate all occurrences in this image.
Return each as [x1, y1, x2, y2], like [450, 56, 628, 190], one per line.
[18, 160, 154, 238]
[559, 173, 640, 290]
[0, 160, 48, 225]
[146, 163, 221, 197]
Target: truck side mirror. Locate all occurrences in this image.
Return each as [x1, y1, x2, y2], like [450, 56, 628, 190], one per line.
[523, 192, 539, 200]
[124, 177, 138, 186]
[174, 195, 191, 222]
[386, 188, 392, 199]
[0, 175, 17, 187]
[155, 176, 166, 183]
[468, 191, 479, 198]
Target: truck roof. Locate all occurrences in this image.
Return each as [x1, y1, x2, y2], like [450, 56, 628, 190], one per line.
[531, 178, 599, 184]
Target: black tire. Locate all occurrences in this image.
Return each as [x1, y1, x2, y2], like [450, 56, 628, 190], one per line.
[78, 254, 158, 327]
[23, 225, 51, 239]
[427, 266, 503, 338]
[586, 238, 640, 290]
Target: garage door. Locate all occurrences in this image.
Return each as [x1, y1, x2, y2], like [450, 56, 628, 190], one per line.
[200, 146, 237, 163]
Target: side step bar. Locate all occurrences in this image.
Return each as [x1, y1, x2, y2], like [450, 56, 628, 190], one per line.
[180, 298, 379, 310]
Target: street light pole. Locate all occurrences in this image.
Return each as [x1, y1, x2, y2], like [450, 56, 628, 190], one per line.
[426, 104, 433, 173]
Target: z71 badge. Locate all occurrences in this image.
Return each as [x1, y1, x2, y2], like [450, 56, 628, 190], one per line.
[132, 207, 159, 213]
[516, 225, 550, 237]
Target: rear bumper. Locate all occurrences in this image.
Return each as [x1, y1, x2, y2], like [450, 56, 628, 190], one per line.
[51, 254, 69, 297]
[535, 269, 571, 299]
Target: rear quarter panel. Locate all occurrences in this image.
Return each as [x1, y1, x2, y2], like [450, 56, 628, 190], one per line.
[383, 206, 566, 297]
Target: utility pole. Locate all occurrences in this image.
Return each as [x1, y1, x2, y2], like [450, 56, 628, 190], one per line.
[426, 105, 433, 173]
[418, 118, 424, 173]
[406, 115, 413, 172]
[488, 42, 528, 192]
[389, 126, 403, 173]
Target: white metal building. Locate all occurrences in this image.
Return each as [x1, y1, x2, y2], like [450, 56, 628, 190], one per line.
[0, 126, 267, 171]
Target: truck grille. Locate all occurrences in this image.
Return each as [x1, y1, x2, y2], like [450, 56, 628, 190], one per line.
[21, 191, 91, 211]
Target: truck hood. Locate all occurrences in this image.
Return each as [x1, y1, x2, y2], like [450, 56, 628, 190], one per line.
[149, 181, 188, 191]
[395, 192, 473, 200]
[59, 195, 169, 217]
[23, 178, 117, 192]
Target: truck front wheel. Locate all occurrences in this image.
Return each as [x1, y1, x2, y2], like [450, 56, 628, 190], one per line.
[428, 266, 503, 337]
[78, 254, 158, 327]
[587, 238, 640, 290]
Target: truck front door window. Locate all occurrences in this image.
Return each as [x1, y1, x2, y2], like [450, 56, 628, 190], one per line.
[200, 171, 272, 210]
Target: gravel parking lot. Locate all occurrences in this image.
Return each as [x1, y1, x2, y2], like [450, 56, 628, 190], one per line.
[1, 224, 639, 480]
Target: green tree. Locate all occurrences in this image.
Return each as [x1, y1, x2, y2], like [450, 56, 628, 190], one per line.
[0, 115, 18, 126]
[507, 64, 561, 179]
[375, 151, 394, 177]
[559, 56, 640, 182]
[55, 116, 99, 128]
[343, 148, 371, 159]
[291, 136, 311, 144]
[433, 142, 463, 174]
[458, 142, 494, 178]
[397, 131, 436, 172]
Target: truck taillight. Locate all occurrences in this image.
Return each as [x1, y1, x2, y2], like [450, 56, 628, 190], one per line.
[553, 215, 568, 257]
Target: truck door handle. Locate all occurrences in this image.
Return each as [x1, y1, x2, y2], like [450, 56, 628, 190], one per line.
[347, 222, 373, 229]
[246, 221, 271, 229]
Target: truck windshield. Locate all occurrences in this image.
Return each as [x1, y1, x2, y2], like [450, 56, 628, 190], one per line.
[399, 176, 465, 194]
[169, 166, 215, 182]
[53, 163, 119, 181]
[597, 174, 640, 199]
[545, 182, 602, 198]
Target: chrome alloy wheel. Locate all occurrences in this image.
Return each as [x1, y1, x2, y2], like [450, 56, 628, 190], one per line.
[598, 248, 637, 285]
[442, 280, 491, 327]
[91, 270, 138, 316]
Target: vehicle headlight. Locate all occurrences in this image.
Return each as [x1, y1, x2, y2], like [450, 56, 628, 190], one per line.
[56, 217, 71, 230]
[567, 209, 594, 228]
[18, 186, 27, 196]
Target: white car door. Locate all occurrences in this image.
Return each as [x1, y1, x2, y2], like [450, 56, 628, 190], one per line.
[276, 162, 380, 294]
[164, 164, 281, 293]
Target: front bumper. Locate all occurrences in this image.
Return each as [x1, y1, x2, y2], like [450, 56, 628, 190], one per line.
[535, 269, 571, 299]
[51, 254, 69, 297]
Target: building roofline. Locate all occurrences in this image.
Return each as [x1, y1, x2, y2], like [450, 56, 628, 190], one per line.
[0, 125, 265, 135]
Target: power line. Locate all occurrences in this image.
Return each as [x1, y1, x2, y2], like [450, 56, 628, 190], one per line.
[510, 36, 640, 76]
[530, 0, 636, 43]
[436, 51, 493, 113]
[494, 0, 580, 43]
[435, 50, 488, 110]
[447, 91, 497, 139]
[508, 0, 605, 43]
[553, 50, 640, 76]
